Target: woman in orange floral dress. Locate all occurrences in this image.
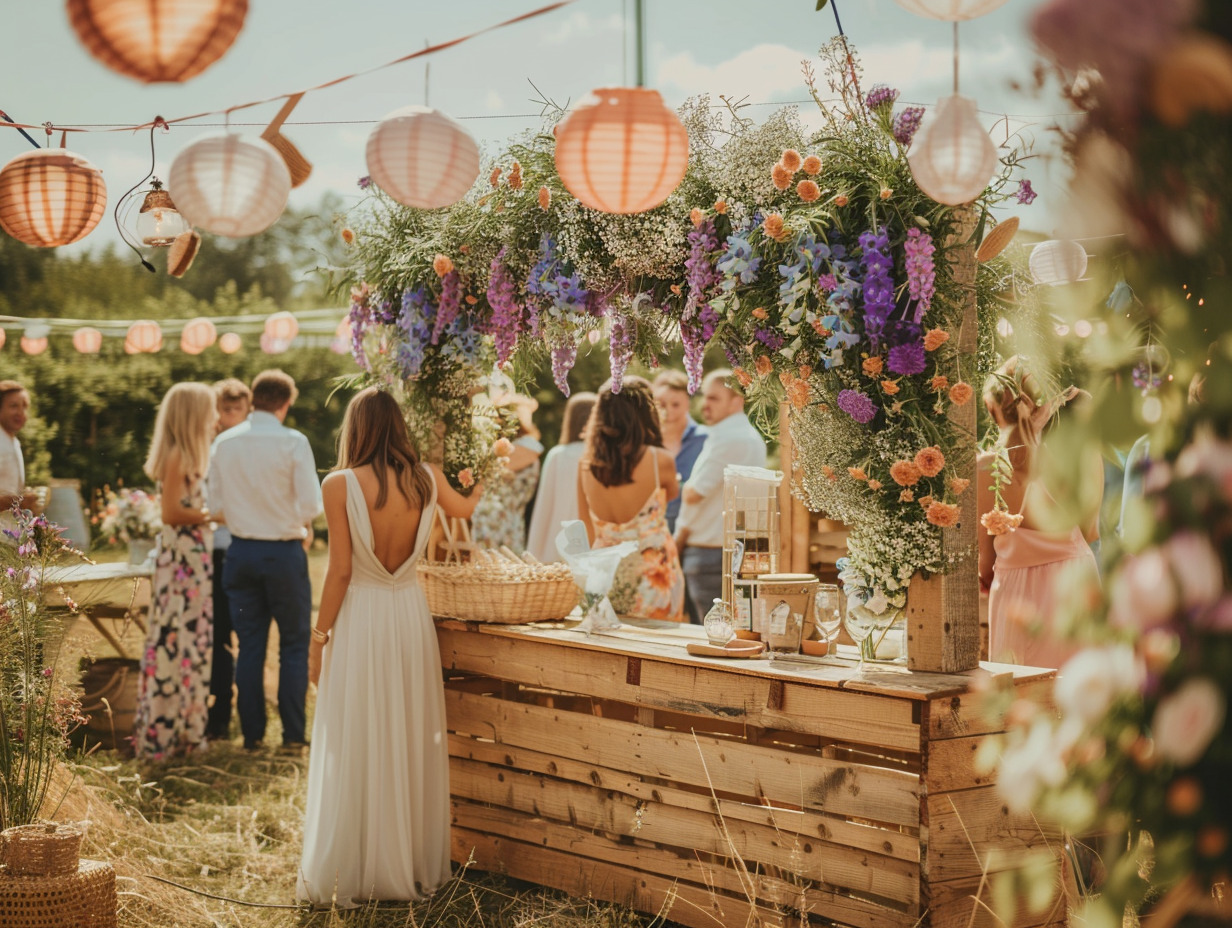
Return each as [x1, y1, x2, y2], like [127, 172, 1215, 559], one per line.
[578, 377, 684, 621]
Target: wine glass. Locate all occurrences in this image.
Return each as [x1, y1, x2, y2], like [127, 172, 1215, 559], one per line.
[813, 584, 843, 659]
[842, 599, 879, 673]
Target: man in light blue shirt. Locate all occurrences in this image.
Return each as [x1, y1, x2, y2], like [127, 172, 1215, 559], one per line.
[209, 370, 322, 753]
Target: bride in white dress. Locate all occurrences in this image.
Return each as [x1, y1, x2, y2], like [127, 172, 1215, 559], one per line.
[298, 387, 479, 908]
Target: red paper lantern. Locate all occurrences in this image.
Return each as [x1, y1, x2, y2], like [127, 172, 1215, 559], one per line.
[554, 87, 689, 214]
[66, 0, 248, 83]
[180, 317, 217, 354]
[0, 149, 107, 247]
[125, 320, 162, 354]
[263, 311, 298, 341]
[218, 332, 242, 354]
[72, 327, 103, 354]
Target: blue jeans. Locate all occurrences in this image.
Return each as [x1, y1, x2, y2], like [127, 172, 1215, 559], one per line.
[224, 538, 312, 746]
[206, 548, 234, 739]
[682, 546, 723, 625]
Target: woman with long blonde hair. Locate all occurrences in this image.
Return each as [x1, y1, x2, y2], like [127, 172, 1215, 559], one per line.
[134, 382, 219, 759]
[299, 387, 479, 907]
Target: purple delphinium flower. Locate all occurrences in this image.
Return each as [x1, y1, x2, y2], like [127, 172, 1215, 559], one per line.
[887, 340, 927, 376]
[858, 230, 895, 351]
[550, 342, 576, 397]
[396, 287, 433, 379]
[754, 328, 785, 352]
[1015, 179, 1038, 205]
[608, 311, 635, 393]
[431, 271, 461, 346]
[837, 389, 878, 425]
[685, 219, 721, 319]
[681, 304, 719, 393]
[865, 84, 900, 112]
[348, 300, 372, 370]
[486, 248, 523, 366]
[892, 107, 925, 147]
[904, 228, 936, 323]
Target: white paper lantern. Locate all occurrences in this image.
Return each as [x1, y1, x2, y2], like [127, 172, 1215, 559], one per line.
[264, 310, 298, 341]
[218, 332, 242, 354]
[125, 320, 162, 354]
[73, 327, 103, 354]
[1029, 240, 1089, 285]
[893, 0, 1010, 20]
[365, 106, 479, 209]
[554, 87, 689, 214]
[907, 95, 999, 206]
[168, 134, 290, 237]
[180, 317, 217, 354]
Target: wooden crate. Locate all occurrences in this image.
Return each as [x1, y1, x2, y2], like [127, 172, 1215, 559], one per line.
[438, 618, 1066, 928]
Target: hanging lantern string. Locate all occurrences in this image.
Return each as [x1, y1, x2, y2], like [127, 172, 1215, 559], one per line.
[0, 110, 41, 149]
[0, 1, 574, 138]
[112, 118, 168, 274]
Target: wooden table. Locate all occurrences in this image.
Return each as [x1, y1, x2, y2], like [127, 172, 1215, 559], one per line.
[437, 617, 1065, 928]
[44, 561, 152, 659]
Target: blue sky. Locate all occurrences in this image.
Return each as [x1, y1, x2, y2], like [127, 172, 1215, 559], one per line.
[3, 0, 1069, 253]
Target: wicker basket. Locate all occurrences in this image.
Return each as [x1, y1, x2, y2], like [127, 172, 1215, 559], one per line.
[418, 563, 579, 623]
[1, 824, 83, 878]
[0, 858, 116, 928]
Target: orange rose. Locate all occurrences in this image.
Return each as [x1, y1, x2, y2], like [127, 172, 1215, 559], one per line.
[432, 254, 455, 277]
[899, 489, 915, 503]
[879, 186, 893, 200]
[780, 149, 803, 172]
[822, 465, 837, 482]
[771, 162, 794, 190]
[670, 284, 682, 295]
[734, 368, 753, 388]
[714, 199, 728, 214]
[949, 382, 974, 406]
[980, 508, 1023, 536]
[492, 437, 514, 457]
[755, 355, 774, 377]
[752, 306, 769, 320]
[465, 295, 478, 305]
[862, 356, 884, 376]
[834, 194, 849, 207]
[797, 179, 821, 202]
[889, 460, 921, 486]
[689, 207, 704, 227]
[881, 380, 900, 396]
[917, 495, 934, 508]
[457, 468, 475, 489]
[915, 446, 946, 477]
[929, 375, 950, 393]
[508, 161, 523, 190]
[948, 477, 971, 496]
[926, 501, 960, 527]
[797, 364, 812, 380]
[538, 186, 552, 210]
[761, 213, 790, 243]
[923, 328, 950, 351]
[848, 467, 867, 481]
[802, 155, 822, 175]
[341, 227, 355, 245]
[786, 379, 810, 410]
[868, 479, 882, 490]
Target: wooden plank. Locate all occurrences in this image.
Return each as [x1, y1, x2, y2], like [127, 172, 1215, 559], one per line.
[923, 788, 1063, 884]
[453, 817, 918, 928]
[439, 626, 924, 752]
[927, 873, 1067, 928]
[446, 688, 921, 827]
[926, 735, 995, 793]
[926, 675, 1055, 741]
[449, 735, 922, 863]
[451, 757, 920, 902]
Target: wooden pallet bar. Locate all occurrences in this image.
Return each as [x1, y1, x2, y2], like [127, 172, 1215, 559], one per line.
[437, 618, 1066, 928]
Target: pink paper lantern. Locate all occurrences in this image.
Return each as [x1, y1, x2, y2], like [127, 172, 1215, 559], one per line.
[330, 317, 349, 354]
[263, 310, 298, 341]
[72, 327, 103, 354]
[218, 332, 242, 354]
[907, 95, 999, 206]
[0, 328, 6, 350]
[168, 134, 290, 237]
[892, 0, 1010, 19]
[260, 333, 290, 354]
[365, 106, 480, 210]
[180, 317, 217, 354]
[20, 335, 47, 356]
[125, 320, 162, 354]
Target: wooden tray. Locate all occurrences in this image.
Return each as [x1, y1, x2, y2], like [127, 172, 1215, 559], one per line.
[685, 640, 766, 658]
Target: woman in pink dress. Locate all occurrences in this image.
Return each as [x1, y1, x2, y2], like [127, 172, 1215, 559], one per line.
[977, 359, 1102, 669]
[577, 377, 684, 621]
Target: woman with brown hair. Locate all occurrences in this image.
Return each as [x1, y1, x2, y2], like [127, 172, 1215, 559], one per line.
[298, 387, 478, 907]
[578, 377, 684, 621]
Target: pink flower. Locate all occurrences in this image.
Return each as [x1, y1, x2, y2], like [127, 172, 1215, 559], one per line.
[1164, 531, 1224, 610]
[1152, 678, 1226, 767]
[1108, 548, 1177, 632]
[1056, 644, 1142, 724]
[457, 468, 475, 489]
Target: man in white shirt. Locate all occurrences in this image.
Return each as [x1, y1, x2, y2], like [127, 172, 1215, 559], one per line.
[674, 370, 767, 623]
[0, 381, 42, 536]
[208, 370, 322, 753]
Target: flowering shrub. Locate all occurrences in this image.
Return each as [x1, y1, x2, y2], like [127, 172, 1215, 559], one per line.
[0, 506, 87, 828]
[94, 487, 161, 545]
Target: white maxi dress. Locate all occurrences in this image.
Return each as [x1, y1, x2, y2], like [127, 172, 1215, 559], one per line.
[298, 467, 450, 907]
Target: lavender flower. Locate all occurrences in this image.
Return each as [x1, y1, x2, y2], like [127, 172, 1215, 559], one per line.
[1015, 179, 1038, 205]
[887, 340, 927, 376]
[685, 219, 721, 319]
[754, 328, 785, 352]
[357, 175, 372, 189]
[858, 230, 894, 351]
[486, 249, 523, 365]
[608, 311, 635, 393]
[865, 84, 900, 112]
[431, 271, 461, 346]
[837, 389, 878, 424]
[892, 107, 925, 147]
[347, 299, 372, 370]
[551, 342, 576, 397]
[681, 304, 718, 393]
[904, 228, 936, 323]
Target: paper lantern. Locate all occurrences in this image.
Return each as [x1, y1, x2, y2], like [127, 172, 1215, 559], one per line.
[21, 337, 47, 355]
[180, 317, 217, 354]
[365, 106, 480, 210]
[0, 149, 107, 247]
[1029, 240, 1088, 285]
[907, 95, 999, 206]
[218, 332, 242, 354]
[73, 327, 103, 354]
[260, 333, 290, 354]
[125, 320, 162, 354]
[554, 87, 689, 214]
[892, 0, 1010, 20]
[66, 0, 248, 83]
[168, 134, 290, 237]
[264, 310, 298, 341]
[330, 317, 349, 354]
[0, 328, 6, 351]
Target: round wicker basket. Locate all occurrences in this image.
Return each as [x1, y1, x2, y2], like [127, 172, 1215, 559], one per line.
[1, 824, 82, 878]
[0, 858, 116, 928]
[418, 563, 579, 623]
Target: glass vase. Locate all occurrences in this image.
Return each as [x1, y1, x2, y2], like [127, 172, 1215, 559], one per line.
[844, 597, 908, 664]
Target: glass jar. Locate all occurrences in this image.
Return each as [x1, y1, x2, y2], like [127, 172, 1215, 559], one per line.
[702, 598, 735, 646]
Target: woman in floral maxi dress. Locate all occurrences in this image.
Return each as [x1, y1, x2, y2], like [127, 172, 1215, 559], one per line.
[134, 383, 219, 760]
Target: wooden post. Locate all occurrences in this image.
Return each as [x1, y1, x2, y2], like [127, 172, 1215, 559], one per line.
[906, 207, 981, 674]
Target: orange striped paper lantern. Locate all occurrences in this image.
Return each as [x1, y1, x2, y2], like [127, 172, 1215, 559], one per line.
[180, 317, 217, 354]
[125, 320, 162, 354]
[554, 88, 689, 214]
[0, 149, 107, 247]
[72, 327, 103, 354]
[365, 106, 480, 210]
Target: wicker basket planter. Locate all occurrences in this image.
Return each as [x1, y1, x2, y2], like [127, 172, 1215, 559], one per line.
[418, 563, 579, 624]
[0, 823, 116, 928]
[1, 824, 82, 877]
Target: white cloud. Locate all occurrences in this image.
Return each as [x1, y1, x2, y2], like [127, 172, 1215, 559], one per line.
[655, 44, 811, 105]
[541, 11, 623, 46]
[484, 89, 504, 111]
